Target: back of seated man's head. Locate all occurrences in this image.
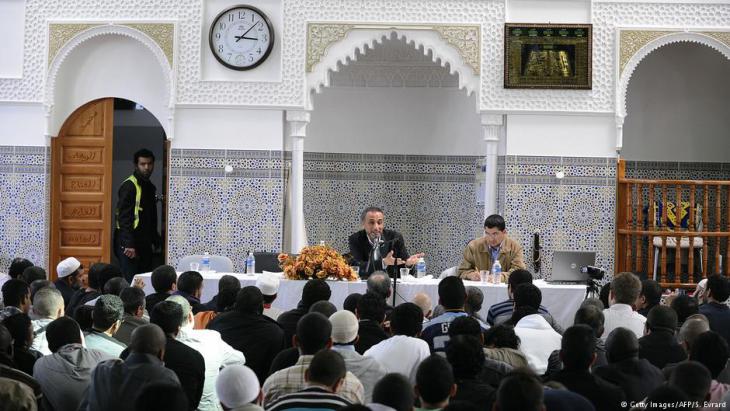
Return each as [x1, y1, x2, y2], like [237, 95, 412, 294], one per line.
[32, 287, 64, 320]
[130, 323, 167, 357]
[464, 287, 484, 316]
[372, 373, 414, 411]
[120, 286, 146, 317]
[73, 305, 94, 331]
[678, 314, 710, 351]
[706, 274, 730, 303]
[235, 286, 264, 315]
[507, 269, 533, 294]
[671, 295, 700, 326]
[216, 288, 238, 313]
[390, 302, 423, 337]
[495, 370, 544, 411]
[610, 272, 642, 306]
[92, 294, 124, 332]
[438, 276, 466, 310]
[640, 280, 662, 307]
[690, 331, 729, 379]
[86, 263, 107, 290]
[21, 266, 46, 285]
[560, 324, 596, 371]
[356, 292, 385, 323]
[448, 315, 481, 339]
[669, 361, 712, 403]
[343, 293, 362, 314]
[309, 300, 337, 318]
[306, 349, 347, 390]
[97, 264, 123, 292]
[483, 324, 520, 349]
[177, 271, 204, 297]
[46, 317, 82, 353]
[644, 385, 690, 409]
[580, 297, 605, 311]
[446, 335, 485, 380]
[151, 265, 177, 293]
[218, 275, 241, 294]
[605, 327, 639, 363]
[8, 258, 33, 279]
[301, 279, 332, 309]
[573, 305, 605, 338]
[1, 279, 30, 310]
[166, 295, 193, 328]
[150, 301, 183, 338]
[135, 382, 189, 411]
[412, 293, 432, 318]
[510, 283, 541, 324]
[416, 354, 456, 408]
[646, 305, 678, 333]
[295, 312, 332, 355]
[30, 280, 54, 302]
[103, 277, 129, 296]
[367, 272, 391, 301]
[3, 313, 32, 348]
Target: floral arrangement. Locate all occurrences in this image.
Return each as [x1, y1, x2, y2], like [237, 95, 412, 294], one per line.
[278, 245, 359, 281]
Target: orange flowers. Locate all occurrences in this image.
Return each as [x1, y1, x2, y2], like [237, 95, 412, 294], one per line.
[278, 245, 359, 281]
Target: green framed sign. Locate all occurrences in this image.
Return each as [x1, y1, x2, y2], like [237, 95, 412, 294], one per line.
[504, 23, 592, 89]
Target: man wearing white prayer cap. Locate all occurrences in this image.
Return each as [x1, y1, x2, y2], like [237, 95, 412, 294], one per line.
[54, 257, 82, 306]
[216, 365, 263, 411]
[256, 275, 282, 321]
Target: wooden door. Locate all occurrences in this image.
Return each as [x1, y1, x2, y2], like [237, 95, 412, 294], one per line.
[49, 98, 114, 280]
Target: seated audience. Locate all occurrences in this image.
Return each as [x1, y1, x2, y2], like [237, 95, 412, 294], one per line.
[167, 295, 246, 411]
[85, 295, 127, 357]
[102, 277, 129, 296]
[73, 305, 94, 331]
[642, 385, 690, 411]
[8, 258, 33, 280]
[29, 280, 53, 303]
[0, 279, 31, 321]
[546, 304, 607, 377]
[310, 301, 337, 318]
[216, 365, 263, 411]
[330, 310, 387, 402]
[173, 271, 206, 314]
[367, 272, 394, 316]
[601, 272, 646, 339]
[256, 274, 282, 320]
[486, 269, 561, 333]
[447, 316, 512, 388]
[371, 373, 414, 411]
[65, 263, 105, 316]
[354, 292, 388, 354]
[29, 286, 65, 355]
[594, 327, 664, 402]
[511, 283, 561, 375]
[204, 274, 241, 312]
[464, 286, 485, 322]
[412, 292, 432, 320]
[421, 277, 487, 353]
[33, 317, 110, 411]
[548, 325, 625, 411]
[207, 286, 284, 382]
[599, 282, 611, 311]
[2, 313, 42, 375]
[0, 377, 38, 411]
[79, 324, 181, 411]
[114, 286, 148, 345]
[671, 294, 699, 328]
[483, 324, 528, 369]
[678, 314, 710, 355]
[21, 266, 46, 285]
[278, 279, 331, 348]
[698, 274, 730, 346]
[146, 265, 178, 313]
[415, 354, 457, 410]
[343, 293, 362, 315]
[637, 280, 662, 317]
[135, 382, 189, 411]
[669, 361, 712, 408]
[267, 350, 353, 411]
[365, 302, 430, 384]
[445, 335, 496, 409]
[494, 370, 545, 411]
[195, 287, 238, 329]
[54, 257, 82, 306]
[542, 385, 596, 411]
[262, 313, 364, 406]
[638, 305, 687, 369]
[687, 331, 730, 407]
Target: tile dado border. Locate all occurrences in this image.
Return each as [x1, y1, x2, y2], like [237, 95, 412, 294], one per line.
[170, 149, 283, 179]
[503, 155, 617, 186]
[303, 152, 479, 164]
[625, 160, 730, 172]
[0, 146, 49, 174]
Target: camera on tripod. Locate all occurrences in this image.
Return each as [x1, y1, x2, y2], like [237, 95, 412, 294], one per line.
[580, 265, 606, 280]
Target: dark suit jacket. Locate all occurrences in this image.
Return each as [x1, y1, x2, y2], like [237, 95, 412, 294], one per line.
[549, 369, 626, 411]
[348, 229, 409, 278]
[354, 320, 388, 354]
[452, 379, 495, 411]
[699, 302, 730, 347]
[638, 329, 687, 369]
[268, 347, 300, 376]
[593, 357, 665, 402]
[145, 292, 171, 314]
[277, 304, 308, 349]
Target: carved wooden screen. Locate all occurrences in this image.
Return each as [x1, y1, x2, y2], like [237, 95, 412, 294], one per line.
[50, 98, 114, 279]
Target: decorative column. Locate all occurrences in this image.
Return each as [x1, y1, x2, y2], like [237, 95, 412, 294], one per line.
[481, 113, 504, 218]
[286, 110, 311, 253]
[615, 114, 625, 154]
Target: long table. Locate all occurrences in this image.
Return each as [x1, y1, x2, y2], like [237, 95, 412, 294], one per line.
[134, 272, 588, 329]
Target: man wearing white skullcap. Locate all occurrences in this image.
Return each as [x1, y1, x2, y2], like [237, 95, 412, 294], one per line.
[54, 257, 83, 306]
[256, 275, 283, 321]
[216, 365, 263, 411]
[329, 310, 387, 403]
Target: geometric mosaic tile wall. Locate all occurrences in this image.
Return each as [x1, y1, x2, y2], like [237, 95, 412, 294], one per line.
[167, 149, 284, 272]
[0, 146, 49, 271]
[303, 152, 484, 275]
[501, 155, 618, 282]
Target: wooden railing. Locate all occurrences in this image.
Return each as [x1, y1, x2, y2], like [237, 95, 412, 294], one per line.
[617, 160, 730, 288]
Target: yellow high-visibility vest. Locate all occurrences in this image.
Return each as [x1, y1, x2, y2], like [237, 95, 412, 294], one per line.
[116, 175, 143, 230]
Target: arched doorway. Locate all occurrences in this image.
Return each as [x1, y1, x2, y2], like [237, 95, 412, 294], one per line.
[49, 98, 167, 279]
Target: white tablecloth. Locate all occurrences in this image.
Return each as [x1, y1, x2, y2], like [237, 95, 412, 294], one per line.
[134, 272, 588, 329]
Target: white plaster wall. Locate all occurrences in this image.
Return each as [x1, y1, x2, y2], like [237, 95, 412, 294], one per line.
[0, 0, 26, 79]
[506, 0, 591, 23]
[622, 42, 730, 162]
[0, 103, 46, 146]
[306, 87, 483, 155]
[173, 107, 283, 150]
[505, 114, 616, 157]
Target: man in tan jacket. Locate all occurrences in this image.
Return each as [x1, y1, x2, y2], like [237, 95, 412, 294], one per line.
[458, 214, 526, 282]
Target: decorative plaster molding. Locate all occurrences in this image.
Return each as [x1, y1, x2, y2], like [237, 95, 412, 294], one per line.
[125, 24, 175, 67]
[432, 25, 480, 75]
[48, 24, 100, 67]
[306, 24, 355, 73]
[618, 30, 674, 75]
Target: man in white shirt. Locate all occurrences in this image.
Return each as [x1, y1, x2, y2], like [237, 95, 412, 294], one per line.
[30, 287, 65, 355]
[512, 283, 562, 375]
[601, 272, 646, 340]
[166, 295, 247, 411]
[256, 274, 283, 321]
[364, 302, 430, 385]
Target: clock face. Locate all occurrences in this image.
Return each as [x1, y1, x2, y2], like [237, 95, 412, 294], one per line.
[209, 5, 275, 70]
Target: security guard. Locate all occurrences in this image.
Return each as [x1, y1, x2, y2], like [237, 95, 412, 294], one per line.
[115, 148, 161, 281]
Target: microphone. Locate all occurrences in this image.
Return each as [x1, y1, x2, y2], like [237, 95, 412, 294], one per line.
[533, 231, 541, 273]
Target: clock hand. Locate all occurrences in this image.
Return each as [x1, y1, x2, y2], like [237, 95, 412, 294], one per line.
[241, 36, 258, 41]
[234, 34, 244, 42]
[240, 21, 258, 38]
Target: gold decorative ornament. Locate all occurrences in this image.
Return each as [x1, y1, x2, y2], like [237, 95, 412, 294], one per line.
[306, 23, 355, 73]
[619, 30, 674, 75]
[433, 25, 480, 75]
[702, 31, 730, 51]
[126, 23, 175, 67]
[48, 24, 100, 65]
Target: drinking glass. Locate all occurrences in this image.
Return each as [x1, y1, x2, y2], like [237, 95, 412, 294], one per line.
[190, 262, 200, 271]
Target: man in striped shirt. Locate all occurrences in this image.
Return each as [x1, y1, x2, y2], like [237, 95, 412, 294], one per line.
[267, 350, 352, 411]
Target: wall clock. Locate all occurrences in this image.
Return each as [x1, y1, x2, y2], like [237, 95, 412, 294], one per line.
[209, 5, 275, 70]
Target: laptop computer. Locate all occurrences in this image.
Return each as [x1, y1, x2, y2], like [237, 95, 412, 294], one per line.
[549, 251, 596, 283]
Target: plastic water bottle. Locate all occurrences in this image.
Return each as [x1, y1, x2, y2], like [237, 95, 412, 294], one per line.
[491, 259, 502, 284]
[246, 252, 256, 274]
[201, 252, 210, 273]
[416, 257, 426, 278]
